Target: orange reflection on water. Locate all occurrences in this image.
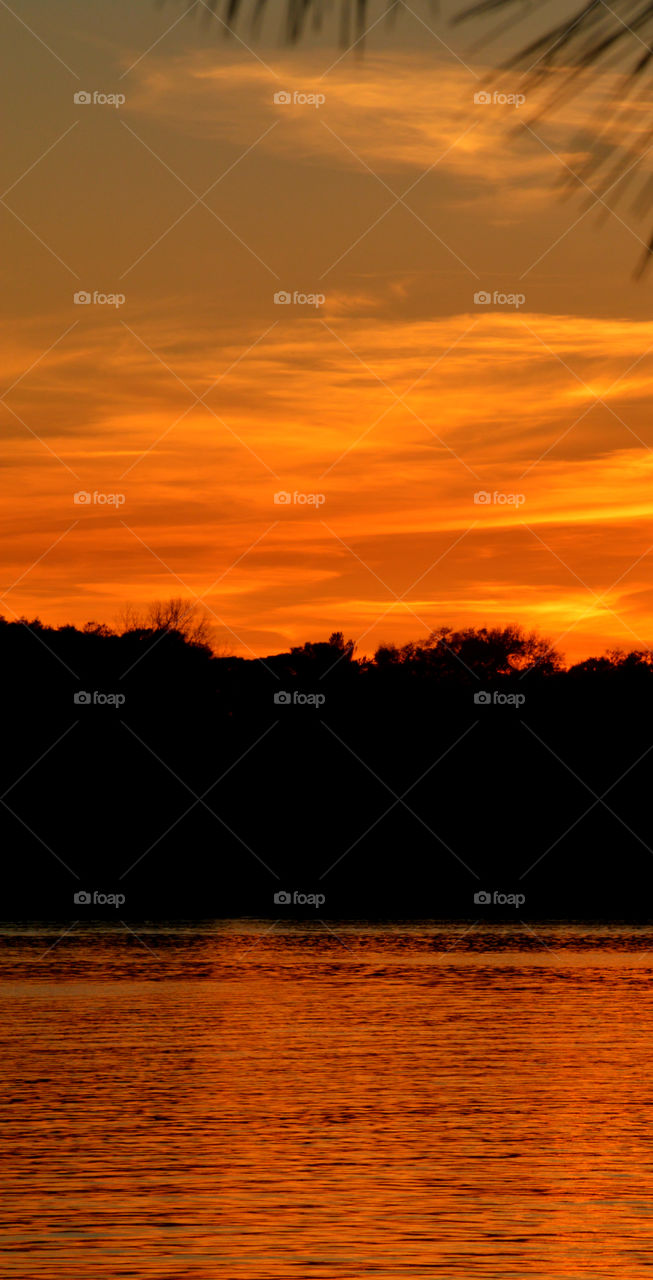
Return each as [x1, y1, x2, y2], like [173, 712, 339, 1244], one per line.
[2, 922, 652, 1278]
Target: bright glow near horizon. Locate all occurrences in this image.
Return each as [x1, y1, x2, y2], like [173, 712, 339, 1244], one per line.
[2, 2, 653, 663]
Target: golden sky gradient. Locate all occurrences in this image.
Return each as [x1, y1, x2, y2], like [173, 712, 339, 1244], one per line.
[2, 1, 653, 661]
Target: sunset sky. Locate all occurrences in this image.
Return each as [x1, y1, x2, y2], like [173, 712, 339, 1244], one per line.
[3, 0, 653, 662]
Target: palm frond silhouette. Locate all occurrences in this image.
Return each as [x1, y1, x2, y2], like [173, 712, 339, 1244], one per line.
[162, 0, 653, 59]
[458, 1, 653, 272]
[160, 0, 653, 267]
[159, 0, 403, 43]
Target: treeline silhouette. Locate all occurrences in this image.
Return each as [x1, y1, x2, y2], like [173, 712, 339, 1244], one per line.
[4, 604, 653, 919]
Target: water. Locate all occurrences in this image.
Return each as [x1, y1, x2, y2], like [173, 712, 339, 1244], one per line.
[2, 920, 653, 1278]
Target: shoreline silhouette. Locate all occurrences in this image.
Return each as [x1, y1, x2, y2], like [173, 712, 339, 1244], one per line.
[4, 606, 652, 920]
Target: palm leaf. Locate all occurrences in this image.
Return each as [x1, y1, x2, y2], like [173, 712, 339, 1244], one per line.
[159, 0, 408, 43]
[457, 1, 653, 272]
[159, 0, 653, 267]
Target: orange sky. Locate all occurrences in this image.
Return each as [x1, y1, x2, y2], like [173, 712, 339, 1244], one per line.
[2, 1, 653, 662]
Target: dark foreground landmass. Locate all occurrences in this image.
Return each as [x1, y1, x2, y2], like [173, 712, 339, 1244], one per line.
[3, 613, 653, 919]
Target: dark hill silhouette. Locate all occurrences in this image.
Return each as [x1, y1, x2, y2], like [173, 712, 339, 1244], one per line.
[3, 609, 653, 919]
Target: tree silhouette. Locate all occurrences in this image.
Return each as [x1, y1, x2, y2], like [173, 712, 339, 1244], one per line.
[3, 605, 653, 916]
[375, 624, 563, 680]
[119, 597, 214, 649]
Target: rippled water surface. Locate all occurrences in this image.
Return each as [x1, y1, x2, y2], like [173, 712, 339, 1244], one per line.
[3, 921, 653, 1278]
